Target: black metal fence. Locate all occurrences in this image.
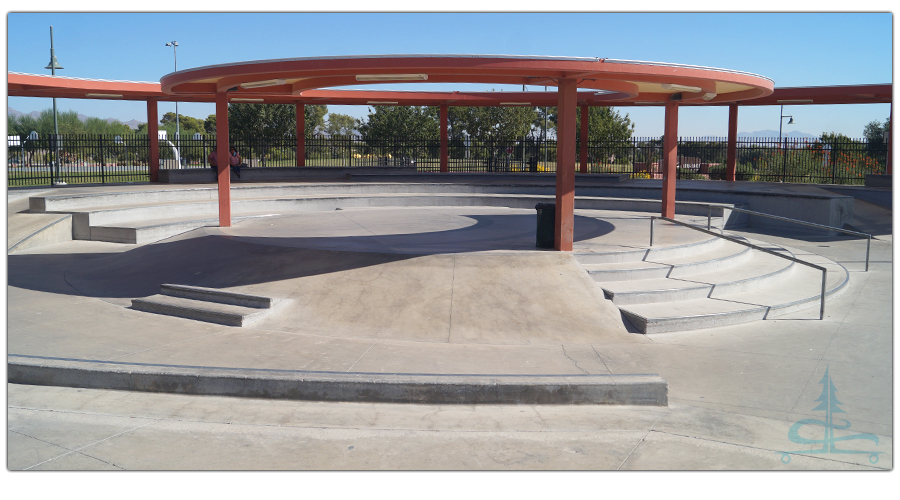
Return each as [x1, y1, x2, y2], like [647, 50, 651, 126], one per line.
[7, 133, 889, 187]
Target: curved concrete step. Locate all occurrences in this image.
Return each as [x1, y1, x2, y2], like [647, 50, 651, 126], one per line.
[619, 260, 849, 334]
[584, 241, 752, 281]
[601, 246, 798, 305]
[574, 234, 724, 264]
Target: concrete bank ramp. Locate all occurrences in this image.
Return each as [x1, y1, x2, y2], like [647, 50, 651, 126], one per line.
[17, 228, 635, 345]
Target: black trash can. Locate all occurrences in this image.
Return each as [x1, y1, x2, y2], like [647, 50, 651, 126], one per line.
[535, 203, 556, 249]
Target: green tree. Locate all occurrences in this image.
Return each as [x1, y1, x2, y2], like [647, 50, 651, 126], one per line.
[204, 114, 217, 134]
[324, 113, 359, 137]
[452, 106, 537, 143]
[579, 107, 635, 143]
[357, 105, 439, 140]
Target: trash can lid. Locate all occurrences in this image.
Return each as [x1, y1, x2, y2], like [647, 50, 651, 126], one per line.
[535, 203, 556, 210]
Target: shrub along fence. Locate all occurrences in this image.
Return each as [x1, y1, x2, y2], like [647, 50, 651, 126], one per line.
[7, 133, 887, 187]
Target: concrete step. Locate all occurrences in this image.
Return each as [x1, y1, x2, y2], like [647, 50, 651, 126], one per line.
[131, 293, 277, 327]
[618, 260, 849, 334]
[583, 241, 752, 281]
[600, 247, 797, 305]
[574, 233, 723, 264]
[160, 284, 274, 308]
[89, 213, 280, 244]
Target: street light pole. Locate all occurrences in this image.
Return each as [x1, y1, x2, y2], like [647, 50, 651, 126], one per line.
[779, 105, 795, 181]
[166, 41, 181, 166]
[45, 25, 65, 185]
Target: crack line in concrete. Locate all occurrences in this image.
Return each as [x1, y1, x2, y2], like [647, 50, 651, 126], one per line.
[617, 409, 669, 470]
[649, 429, 887, 470]
[19, 419, 157, 471]
[590, 345, 613, 375]
[346, 340, 379, 372]
[560, 345, 589, 374]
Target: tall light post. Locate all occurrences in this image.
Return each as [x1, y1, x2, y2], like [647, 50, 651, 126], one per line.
[778, 104, 794, 141]
[45, 25, 65, 185]
[779, 105, 795, 181]
[165, 41, 181, 165]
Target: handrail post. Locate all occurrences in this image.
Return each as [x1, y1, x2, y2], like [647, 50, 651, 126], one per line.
[650, 217, 655, 246]
[707, 205, 711, 230]
[820, 270, 827, 320]
[866, 235, 871, 272]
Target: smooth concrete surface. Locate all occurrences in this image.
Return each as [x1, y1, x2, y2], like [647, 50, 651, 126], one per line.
[7, 384, 889, 470]
[6, 181, 892, 470]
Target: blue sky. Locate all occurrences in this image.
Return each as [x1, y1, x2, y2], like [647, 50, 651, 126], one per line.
[6, 12, 894, 137]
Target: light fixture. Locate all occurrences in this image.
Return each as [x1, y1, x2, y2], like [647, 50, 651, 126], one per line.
[231, 98, 264, 102]
[499, 102, 531, 106]
[240, 79, 286, 89]
[367, 101, 399, 105]
[86, 93, 123, 98]
[662, 83, 702, 93]
[356, 74, 428, 81]
[701, 92, 717, 101]
[777, 99, 814, 104]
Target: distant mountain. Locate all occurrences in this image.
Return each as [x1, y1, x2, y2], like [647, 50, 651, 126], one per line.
[8, 107, 142, 130]
[738, 129, 816, 139]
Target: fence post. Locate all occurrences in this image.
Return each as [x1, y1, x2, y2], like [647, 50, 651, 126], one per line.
[99, 135, 105, 184]
[782, 136, 788, 182]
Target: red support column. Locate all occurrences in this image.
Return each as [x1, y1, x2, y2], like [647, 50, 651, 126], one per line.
[555, 78, 577, 252]
[661, 100, 679, 218]
[215, 92, 231, 227]
[296, 104, 305, 167]
[440, 104, 449, 173]
[726, 104, 738, 182]
[579, 105, 589, 173]
[147, 99, 159, 182]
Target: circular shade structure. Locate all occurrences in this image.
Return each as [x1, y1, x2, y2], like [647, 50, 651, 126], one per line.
[160, 54, 775, 105]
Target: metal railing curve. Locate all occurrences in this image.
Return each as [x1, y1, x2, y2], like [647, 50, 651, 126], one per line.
[650, 216, 828, 320]
[702, 204, 871, 272]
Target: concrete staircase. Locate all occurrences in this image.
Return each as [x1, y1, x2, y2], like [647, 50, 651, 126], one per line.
[575, 226, 850, 334]
[131, 284, 283, 327]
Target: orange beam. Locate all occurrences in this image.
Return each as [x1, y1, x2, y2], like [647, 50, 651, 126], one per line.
[215, 92, 231, 227]
[661, 100, 679, 218]
[555, 78, 577, 252]
[147, 100, 159, 182]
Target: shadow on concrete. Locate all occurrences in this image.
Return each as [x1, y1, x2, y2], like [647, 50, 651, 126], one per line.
[8, 214, 615, 299]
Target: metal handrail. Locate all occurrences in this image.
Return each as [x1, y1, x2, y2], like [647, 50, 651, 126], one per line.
[650, 216, 828, 320]
[703, 204, 871, 272]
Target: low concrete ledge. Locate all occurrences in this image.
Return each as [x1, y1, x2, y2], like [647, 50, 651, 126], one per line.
[8, 355, 667, 406]
[350, 172, 631, 183]
[865, 174, 892, 188]
[158, 166, 418, 184]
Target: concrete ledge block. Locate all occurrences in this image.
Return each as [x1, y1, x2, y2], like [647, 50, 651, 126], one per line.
[7, 356, 668, 406]
[865, 174, 892, 188]
[161, 284, 273, 308]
